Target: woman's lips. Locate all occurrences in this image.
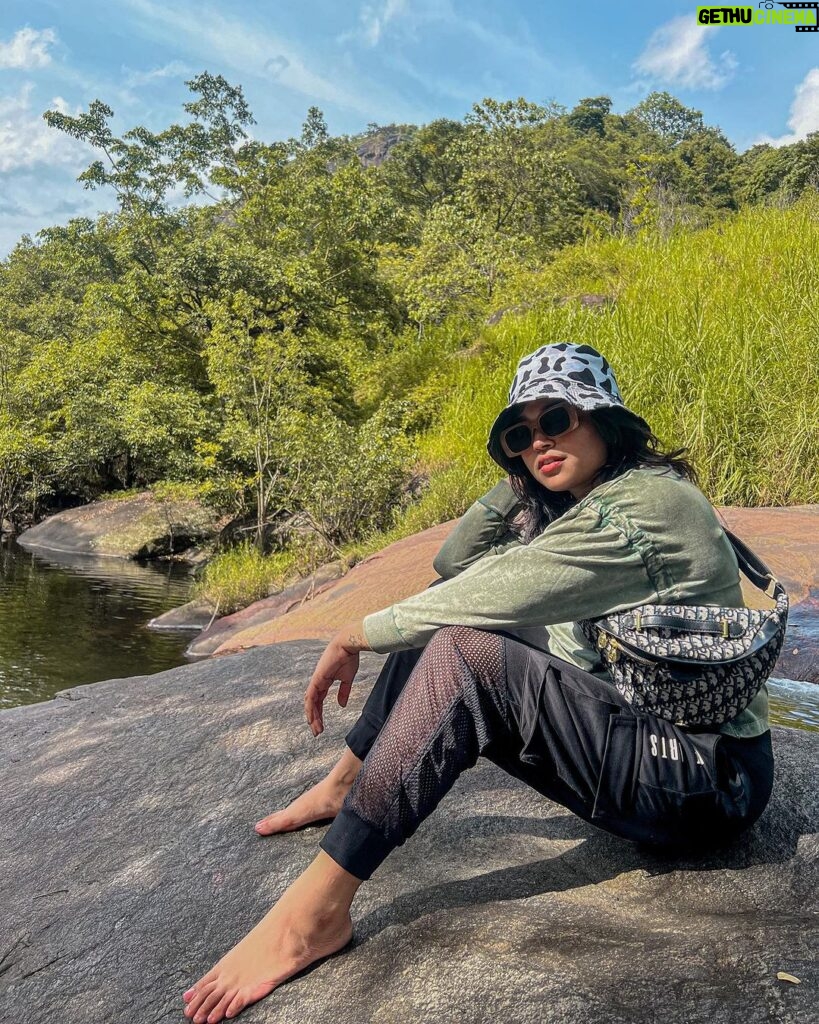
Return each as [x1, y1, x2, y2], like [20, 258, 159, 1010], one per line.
[538, 456, 565, 475]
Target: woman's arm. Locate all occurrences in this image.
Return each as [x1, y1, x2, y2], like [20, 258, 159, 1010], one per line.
[303, 481, 521, 734]
[433, 478, 524, 579]
[363, 499, 656, 654]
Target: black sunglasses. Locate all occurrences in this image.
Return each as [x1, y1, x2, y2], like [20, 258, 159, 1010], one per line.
[500, 401, 580, 457]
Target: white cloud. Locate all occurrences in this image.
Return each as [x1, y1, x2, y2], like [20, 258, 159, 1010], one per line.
[123, 60, 192, 89]
[0, 27, 57, 70]
[358, 0, 408, 46]
[0, 85, 89, 173]
[757, 67, 819, 146]
[121, 0, 387, 118]
[633, 16, 737, 90]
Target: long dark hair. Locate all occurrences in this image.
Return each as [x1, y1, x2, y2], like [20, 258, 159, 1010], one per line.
[508, 406, 698, 544]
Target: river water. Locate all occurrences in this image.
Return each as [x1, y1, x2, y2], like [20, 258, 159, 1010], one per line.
[1, 536, 817, 731]
[0, 537, 195, 709]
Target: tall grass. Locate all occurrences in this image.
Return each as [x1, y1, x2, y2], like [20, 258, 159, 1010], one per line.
[404, 198, 819, 529]
[190, 541, 307, 615]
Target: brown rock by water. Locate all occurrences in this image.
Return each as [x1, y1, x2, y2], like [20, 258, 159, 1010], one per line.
[148, 597, 219, 632]
[186, 561, 346, 658]
[211, 523, 451, 654]
[210, 507, 818, 682]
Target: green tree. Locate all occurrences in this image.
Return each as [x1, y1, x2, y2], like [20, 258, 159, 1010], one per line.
[677, 127, 739, 210]
[203, 292, 314, 551]
[566, 96, 612, 137]
[630, 91, 705, 147]
[380, 118, 466, 222]
[43, 73, 255, 215]
[397, 98, 580, 322]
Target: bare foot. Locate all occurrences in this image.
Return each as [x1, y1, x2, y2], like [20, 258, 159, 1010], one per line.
[255, 747, 362, 836]
[182, 854, 358, 1023]
[254, 776, 344, 835]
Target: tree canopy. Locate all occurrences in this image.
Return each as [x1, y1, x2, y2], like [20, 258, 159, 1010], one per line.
[0, 77, 815, 552]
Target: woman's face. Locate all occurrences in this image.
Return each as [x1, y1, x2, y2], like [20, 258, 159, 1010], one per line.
[514, 399, 608, 499]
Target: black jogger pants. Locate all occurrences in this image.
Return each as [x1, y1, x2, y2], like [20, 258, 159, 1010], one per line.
[319, 626, 774, 881]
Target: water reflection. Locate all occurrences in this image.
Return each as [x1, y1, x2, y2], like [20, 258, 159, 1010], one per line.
[768, 678, 819, 733]
[0, 537, 194, 708]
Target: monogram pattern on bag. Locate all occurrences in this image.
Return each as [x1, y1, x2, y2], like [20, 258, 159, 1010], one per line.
[579, 594, 788, 727]
[599, 597, 788, 663]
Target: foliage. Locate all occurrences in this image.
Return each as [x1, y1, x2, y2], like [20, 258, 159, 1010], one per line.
[279, 409, 415, 549]
[0, 77, 816, 611]
[630, 91, 705, 146]
[393, 98, 581, 324]
[190, 539, 307, 616]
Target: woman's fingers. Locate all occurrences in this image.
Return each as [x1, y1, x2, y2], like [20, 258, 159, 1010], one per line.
[303, 640, 361, 735]
[304, 675, 331, 736]
[337, 678, 353, 708]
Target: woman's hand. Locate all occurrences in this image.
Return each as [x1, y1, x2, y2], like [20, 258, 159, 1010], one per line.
[304, 621, 371, 737]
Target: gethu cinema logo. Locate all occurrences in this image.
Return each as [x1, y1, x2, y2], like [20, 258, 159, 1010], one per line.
[696, 3, 819, 29]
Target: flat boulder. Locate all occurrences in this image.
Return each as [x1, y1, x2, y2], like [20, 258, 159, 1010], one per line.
[148, 597, 219, 631]
[16, 491, 223, 561]
[0, 645, 815, 1024]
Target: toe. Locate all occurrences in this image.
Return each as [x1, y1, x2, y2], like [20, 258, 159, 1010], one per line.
[185, 980, 218, 1018]
[254, 814, 281, 835]
[193, 985, 226, 1024]
[225, 992, 247, 1019]
[207, 989, 239, 1023]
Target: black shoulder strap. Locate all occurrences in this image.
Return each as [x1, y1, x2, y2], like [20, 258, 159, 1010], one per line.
[724, 529, 786, 602]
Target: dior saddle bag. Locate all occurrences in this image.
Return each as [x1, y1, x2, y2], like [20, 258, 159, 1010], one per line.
[578, 530, 789, 728]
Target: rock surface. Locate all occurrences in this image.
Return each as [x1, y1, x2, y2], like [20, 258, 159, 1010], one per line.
[1, 644, 816, 1024]
[211, 523, 451, 655]
[16, 491, 223, 561]
[148, 597, 219, 632]
[209, 507, 819, 682]
[185, 561, 346, 658]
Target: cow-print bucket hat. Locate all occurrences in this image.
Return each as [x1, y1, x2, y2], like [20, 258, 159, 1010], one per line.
[487, 342, 650, 473]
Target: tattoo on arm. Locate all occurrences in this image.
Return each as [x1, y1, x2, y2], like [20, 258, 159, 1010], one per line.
[346, 631, 371, 652]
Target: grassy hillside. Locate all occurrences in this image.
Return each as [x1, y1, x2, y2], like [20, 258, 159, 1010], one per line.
[194, 199, 819, 611]
[407, 198, 819, 525]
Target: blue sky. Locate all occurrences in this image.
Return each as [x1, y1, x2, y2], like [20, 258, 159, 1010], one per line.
[1, 0, 818, 256]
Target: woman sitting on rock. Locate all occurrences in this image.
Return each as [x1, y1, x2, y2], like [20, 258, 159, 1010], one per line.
[183, 342, 773, 1023]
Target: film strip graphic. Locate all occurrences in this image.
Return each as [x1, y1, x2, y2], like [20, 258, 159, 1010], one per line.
[777, 2, 819, 31]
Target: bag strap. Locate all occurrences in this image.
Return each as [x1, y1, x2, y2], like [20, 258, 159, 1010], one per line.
[724, 529, 786, 603]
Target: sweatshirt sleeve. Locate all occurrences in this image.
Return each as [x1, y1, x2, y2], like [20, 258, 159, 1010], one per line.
[363, 501, 661, 654]
[432, 478, 523, 579]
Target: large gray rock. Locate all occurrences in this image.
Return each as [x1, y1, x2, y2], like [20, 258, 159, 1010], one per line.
[16, 491, 223, 561]
[1, 645, 815, 1024]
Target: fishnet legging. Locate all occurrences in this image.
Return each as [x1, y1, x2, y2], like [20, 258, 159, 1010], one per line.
[343, 625, 510, 845]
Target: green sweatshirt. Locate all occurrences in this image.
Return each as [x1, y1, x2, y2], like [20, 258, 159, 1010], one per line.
[363, 469, 769, 739]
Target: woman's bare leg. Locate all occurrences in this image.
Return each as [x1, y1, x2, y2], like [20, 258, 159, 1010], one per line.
[255, 646, 425, 836]
[254, 745, 362, 836]
[182, 850, 360, 1023]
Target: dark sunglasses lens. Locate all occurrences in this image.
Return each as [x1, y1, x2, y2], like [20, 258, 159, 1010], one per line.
[504, 424, 531, 454]
[539, 407, 571, 436]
